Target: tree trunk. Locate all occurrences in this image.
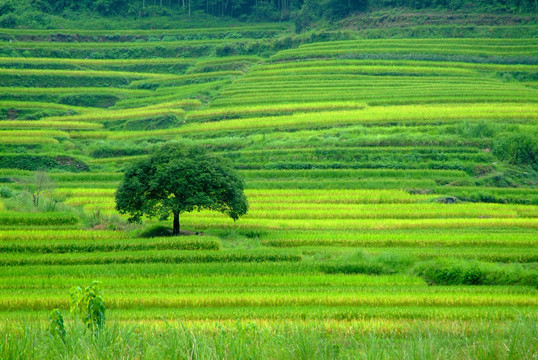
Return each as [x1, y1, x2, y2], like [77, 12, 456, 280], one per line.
[173, 212, 180, 236]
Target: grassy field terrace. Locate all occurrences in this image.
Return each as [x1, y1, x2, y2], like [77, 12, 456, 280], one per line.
[0, 23, 537, 358]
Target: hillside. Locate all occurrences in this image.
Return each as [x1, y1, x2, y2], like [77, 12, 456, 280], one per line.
[0, 11, 537, 360]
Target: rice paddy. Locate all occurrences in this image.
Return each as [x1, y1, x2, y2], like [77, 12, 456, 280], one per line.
[0, 22, 536, 359]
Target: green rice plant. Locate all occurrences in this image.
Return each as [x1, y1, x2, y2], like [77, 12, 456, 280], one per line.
[0, 137, 59, 145]
[0, 67, 153, 77]
[0, 250, 302, 266]
[179, 202, 536, 221]
[38, 108, 185, 123]
[0, 68, 171, 82]
[0, 86, 151, 97]
[271, 38, 538, 61]
[179, 217, 538, 231]
[238, 169, 469, 180]
[186, 102, 365, 121]
[0, 120, 103, 130]
[244, 179, 438, 190]
[211, 87, 538, 106]
[51, 174, 122, 182]
[245, 189, 438, 204]
[54, 188, 116, 197]
[112, 80, 231, 109]
[0, 229, 126, 241]
[0, 273, 424, 291]
[0, 236, 221, 253]
[0, 100, 95, 113]
[218, 84, 528, 97]
[0, 130, 68, 137]
[232, 74, 502, 85]
[260, 229, 538, 248]
[56, 188, 439, 204]
[40, 108, 185, 123]
[220, 147, 494, 165]
[32, 182, 118, 190]
[248, 64, 478, 77]
[8, 304, 538, 322]
[1, 39, 235, 50]
[192, 55, 262, 67]
[225, 79, 503, 93]
[0, 262, 315, 278]
[1, 288, 536, 312]
[0, 56, 195, 66]
[360, 247, 538, 263]
[259, 59, 538, 73]
[129, 71, 244, 89]
[103, 103, 538, 139]
[0, 213, 78, 226]
[27, 99, 197, 128]
[87, 155, 148, 166]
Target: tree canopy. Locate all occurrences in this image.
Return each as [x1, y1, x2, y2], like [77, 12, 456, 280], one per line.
[115, 143, 248, 235]
[1, 0, 535, 28]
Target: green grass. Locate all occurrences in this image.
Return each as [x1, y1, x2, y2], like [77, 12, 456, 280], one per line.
[1, 317, 535, 360]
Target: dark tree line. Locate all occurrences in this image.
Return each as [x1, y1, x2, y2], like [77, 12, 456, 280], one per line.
[20, 0, 538, 18]
[30, 0, 301, 17]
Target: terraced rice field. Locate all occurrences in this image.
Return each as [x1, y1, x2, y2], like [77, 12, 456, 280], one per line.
[0, 24, 537, 357]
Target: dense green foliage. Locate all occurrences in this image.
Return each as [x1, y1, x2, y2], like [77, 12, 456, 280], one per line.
[69, 281, 106, 335]
[0, 155, 89, 172]
[116, 144, 248, 234]
[0, 0, 535, 29]
[493, 133, 537, 167]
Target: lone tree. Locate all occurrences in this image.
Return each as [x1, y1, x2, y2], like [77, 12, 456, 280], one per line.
[115, 143, 248, 235]
[24, 171, 55, 208]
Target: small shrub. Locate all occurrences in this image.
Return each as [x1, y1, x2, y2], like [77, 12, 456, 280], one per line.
[139, 225, 173, 238]
[412, 259, 538, 287]
[86, 209, 130, 231]
[70, 281, 106, 335]
[493, 133, 537, 167]
[47, 309, 66, 342]
[0, 155, 89, 172]
[239, 229, 268, 239]
[320, 263, 386, 275]
[456, 120, 496, 138]
[0, 186, 13, 198]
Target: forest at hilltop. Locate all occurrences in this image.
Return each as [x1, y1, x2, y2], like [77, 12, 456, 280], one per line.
[0, 0, 536, 29]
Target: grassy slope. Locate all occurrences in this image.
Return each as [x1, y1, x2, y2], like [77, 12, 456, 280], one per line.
[0, 12, 537, 359]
